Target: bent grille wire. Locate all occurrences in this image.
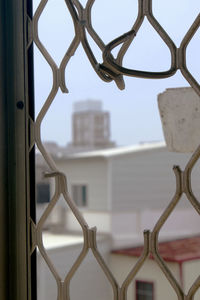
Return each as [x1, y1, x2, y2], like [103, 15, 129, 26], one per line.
[28, 0, 200, 299]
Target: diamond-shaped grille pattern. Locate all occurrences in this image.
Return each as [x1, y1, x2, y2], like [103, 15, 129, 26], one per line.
[29, 0, 200, 299]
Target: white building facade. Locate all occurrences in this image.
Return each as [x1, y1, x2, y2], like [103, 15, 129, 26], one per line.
[52, 142, 200, 247]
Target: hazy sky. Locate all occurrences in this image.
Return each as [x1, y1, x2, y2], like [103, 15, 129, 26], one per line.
[33, 0, 200, 146]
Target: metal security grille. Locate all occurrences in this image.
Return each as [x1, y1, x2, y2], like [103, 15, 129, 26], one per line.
[28, 0, 200, 299]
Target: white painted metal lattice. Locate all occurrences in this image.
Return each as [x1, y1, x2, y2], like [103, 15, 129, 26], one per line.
[29, 0, 200, 299]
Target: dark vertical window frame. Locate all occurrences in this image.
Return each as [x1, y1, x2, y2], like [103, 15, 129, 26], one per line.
[0, 2, 8, 298]
[0, 0, 36, 300]
[27, 1, 37, 299]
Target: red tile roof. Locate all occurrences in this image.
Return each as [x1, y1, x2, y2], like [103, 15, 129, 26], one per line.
[112, 236, 200, 263]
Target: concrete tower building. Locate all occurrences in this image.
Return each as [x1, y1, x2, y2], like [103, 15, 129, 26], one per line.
[70, 100, 115, 151]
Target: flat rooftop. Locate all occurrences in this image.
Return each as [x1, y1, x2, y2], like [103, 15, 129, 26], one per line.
[42, 232, 110, 250]
[42, 232, 83, 250]
[57, 141, 166, 160]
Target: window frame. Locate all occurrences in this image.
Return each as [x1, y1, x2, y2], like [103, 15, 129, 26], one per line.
[0, 1, 36, 300]
[135, 279, 155, 300]
[36, 182, 50, 204]
[71, 184, 88, 208]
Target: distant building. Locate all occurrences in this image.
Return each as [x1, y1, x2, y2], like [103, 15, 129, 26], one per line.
[36, 91, 200, 300]
[111, 235, 200, 300]
[35, 100, 115, 225]
[67, 100, 115, 152]
[53, 142, 200, 247]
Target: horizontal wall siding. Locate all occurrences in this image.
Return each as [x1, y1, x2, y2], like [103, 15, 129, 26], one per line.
[111, 149, 200, 211]
[56, 157, 108, 211]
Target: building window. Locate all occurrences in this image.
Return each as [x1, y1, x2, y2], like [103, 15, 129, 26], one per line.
[135, 280, 154, 300]
[36, 183, 50, 204]
[72, 184, 87, 207]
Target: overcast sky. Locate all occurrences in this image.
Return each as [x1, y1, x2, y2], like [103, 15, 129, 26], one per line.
[33, 0, 200, 146]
